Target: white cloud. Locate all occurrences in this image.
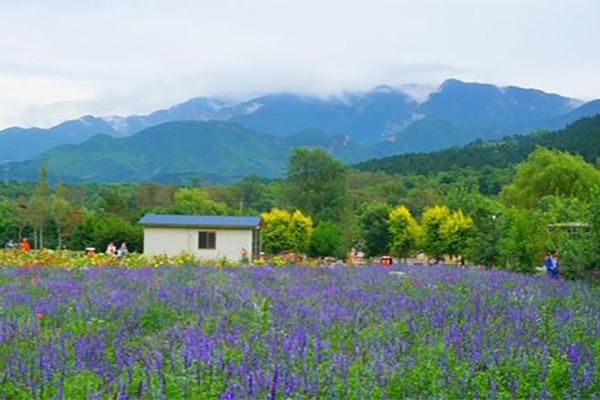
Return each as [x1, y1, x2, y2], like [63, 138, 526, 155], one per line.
[0, 0, 599, 128]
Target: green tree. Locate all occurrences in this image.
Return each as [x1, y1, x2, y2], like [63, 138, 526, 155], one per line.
[29, 166, 50, 248]
[309, 221, 343, 258]
[232, 175, 272, 212]
[0, 199, 18, 244]
[498, 208, 549, 274]
[590, 187, 600, 277]
[51, 182, 78, 248]
[11, 193, 31, 241]
[421, 205, 451, 261]
[501, 147, 600, 208]
[69, 211, 142, 252]
[388, 205, 421, 260]
[134, 183, 177, 209]
[358, 203, 391, 257]
[168, 188, 229, 215]
[455, 195, 505, 268]
[285, 148, 347, 222]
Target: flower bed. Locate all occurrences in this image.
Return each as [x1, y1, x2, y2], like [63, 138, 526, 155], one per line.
[0, 250, 239, 268]
[0, 265, 598, 398]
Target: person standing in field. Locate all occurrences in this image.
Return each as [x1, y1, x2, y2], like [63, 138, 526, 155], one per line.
[544, 250, 560, 278]
[4, 238, 16, 249]
[20, 238, 30, 252]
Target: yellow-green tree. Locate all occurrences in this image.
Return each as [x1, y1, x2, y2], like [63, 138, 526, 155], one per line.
[388, 205, 421, 260]
[288, 210, 314, 253]
[440, 209, 474, 263]
[261, 208, 313, 254]
[421, 205, 451, 261]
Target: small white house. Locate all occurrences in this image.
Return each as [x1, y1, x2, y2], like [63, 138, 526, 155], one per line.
[140, 214, 261, 261]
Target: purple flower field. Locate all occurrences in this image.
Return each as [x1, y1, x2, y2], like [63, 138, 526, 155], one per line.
[0, 265, 598, 399]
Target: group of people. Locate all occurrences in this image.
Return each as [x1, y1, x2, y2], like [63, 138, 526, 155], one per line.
[3, 238, 130, 259]
[105, 241, 129, 258]
[4, 238, 31, 252]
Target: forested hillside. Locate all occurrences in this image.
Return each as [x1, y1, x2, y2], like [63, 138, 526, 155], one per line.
[355, 115, 600, 175]
[7, 121, 375, 184]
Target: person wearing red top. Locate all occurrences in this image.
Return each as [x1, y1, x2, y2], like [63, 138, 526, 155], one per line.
[20, 238, 31, 252]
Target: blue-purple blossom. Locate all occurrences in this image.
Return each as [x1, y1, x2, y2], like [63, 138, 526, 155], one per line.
[0, 265, 597, 398]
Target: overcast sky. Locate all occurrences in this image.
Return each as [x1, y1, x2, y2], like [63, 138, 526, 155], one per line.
[0, 0, 599, 128]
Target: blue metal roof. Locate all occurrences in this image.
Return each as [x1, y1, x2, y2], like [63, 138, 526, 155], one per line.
[139, 214, 261, 228]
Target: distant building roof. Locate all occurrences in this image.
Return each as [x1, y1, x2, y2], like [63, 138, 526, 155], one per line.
[140, 214, 261, 228]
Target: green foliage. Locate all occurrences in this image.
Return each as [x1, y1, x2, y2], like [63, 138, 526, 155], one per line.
[285, 147, 347, 222]
[51, 182, 76, 248]
[452, 194, 504, 267]
[167, 188, 229, 215]
[440, 209, 474, 261]
[309, 221, 344, 258]
[420, 205, 474, 262]
[421, 205, 451, 261]
[500, 147, 600, 208]
[388, 205, 421, 259]
[498, 208, 549, 274]
[260, 208, 313, 255]
[358, 203, 391, 257]
[69, 212, 143, 252]
[288, 210, 314, 254]
[260, 208, 292, 254]
[355, 115, 600, 177]
[28, 165, 50, 248]
[591, 187, 600, 268]
[230, 175, 274, 212]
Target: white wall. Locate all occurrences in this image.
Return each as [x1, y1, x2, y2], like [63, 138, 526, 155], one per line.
[143, 227, 253, 261]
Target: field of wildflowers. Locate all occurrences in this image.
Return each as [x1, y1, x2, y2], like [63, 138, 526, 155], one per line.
[0, 265, 598, 399]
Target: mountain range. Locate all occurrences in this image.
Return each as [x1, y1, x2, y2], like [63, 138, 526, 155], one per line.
[2, 78, 600, 183]
[7, 121, 374, 183]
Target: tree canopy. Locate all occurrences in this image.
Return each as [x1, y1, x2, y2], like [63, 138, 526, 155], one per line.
[285, 147, 347, 222]
[500, 147, 600, 208]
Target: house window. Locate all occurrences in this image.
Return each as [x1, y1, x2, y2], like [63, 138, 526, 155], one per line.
[198, 231, 216, 249]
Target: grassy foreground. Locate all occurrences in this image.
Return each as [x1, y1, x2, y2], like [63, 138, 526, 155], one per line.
[0, 265, 598, 399]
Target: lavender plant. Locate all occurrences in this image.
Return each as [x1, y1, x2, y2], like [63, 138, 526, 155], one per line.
[0, 265, 598, 399]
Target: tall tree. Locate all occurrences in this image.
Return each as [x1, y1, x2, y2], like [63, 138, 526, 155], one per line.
[501, 147, 600, 208]
[288, 210, 314, 254]
[285, 148, 347, 222]
[9, 194, 29, 241]
[498, 208, 549, 274]
[440, 209, 474, 263]
[51, 182, 75, 248]
[388, 205, 421, 260]
[232, 175, 272, 212]
[168, 188, 229, 215]
[421, 205, 451, 261]
[29, 166, 50, 248]
[309, 221, 343, 258]
[358, 203, 391, 257]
